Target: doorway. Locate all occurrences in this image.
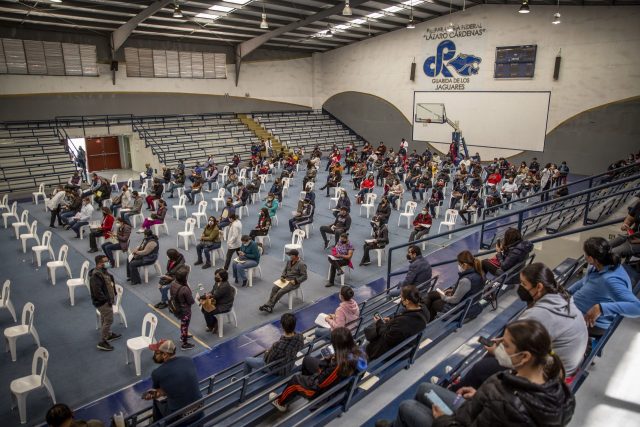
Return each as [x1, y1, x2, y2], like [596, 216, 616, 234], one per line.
[86, 136, 122, 171]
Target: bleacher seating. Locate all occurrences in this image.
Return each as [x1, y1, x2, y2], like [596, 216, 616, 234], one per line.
[0, 126, 76, 193]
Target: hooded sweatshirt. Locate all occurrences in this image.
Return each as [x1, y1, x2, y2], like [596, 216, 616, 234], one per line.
[519, 294, 588, 375]
[326, 299, 360, 330]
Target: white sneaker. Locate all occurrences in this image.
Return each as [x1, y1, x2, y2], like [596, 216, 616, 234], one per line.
[270, 392, 288, 412]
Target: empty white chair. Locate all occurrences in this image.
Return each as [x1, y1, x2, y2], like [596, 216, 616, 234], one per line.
[283, 229, 305, 261]
[215, 286, 238, 338]
[142, 261, 163, 284]
[0, 280, 17, 322]
[0, 194, 8, 211]
[219, 165, 229, 184]
[4, 302, 40, 362]
[46, 245, 71, 286]
[127, 178, 133, 189]
[66, 261, 90, 306]
[32, 184, 46, 205]
[10, 347, 55, 425]
[359, 193, 377, 218]
[172, 195, 188, 220]
[2, 202, 18, 228]
[96, 284, 128, 328]
[110, 174, 119, 192]
[177, 218, 197, 250]
[12, 210, 30, 239]
[282, 177, 291, 197]
[398, 201, 418, 229]
[238, 168, 248, 185]
[330, 187, 344, 208]
[19, 221, 39, 253]
[211, 188, 226, 212]
[438, 209, 459, 238]
[152, 221, 169, 236]
[126, 313, 157, 376]
[32, 231, 54, 267]
[192, 201, 208, 228]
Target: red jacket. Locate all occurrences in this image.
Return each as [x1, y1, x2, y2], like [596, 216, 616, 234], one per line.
[101, 215, 115, 239]
[361, 178, 375, 190]
[487, 173, 502, 186]
[413, 213, 433, 229]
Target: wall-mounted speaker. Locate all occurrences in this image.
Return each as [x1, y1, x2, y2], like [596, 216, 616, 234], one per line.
[110, 61, 119, 71]
[553, 55, 561, 81]
[410, 61, 416, 81]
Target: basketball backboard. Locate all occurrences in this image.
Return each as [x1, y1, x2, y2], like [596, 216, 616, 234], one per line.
[415, 103, 446, 124]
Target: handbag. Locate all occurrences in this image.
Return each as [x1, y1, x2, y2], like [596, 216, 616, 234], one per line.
[201, 297, 216, 313]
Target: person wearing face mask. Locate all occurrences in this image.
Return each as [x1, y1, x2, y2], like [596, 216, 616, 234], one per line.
[262, 193, 279, 219]
[195, 216, 221, 269]
[365, 285, 429, 361]
[332, 190, 351, 218]
[143, 339, 203, 423]
[320, 207, 351, 250]
[249, 208, 272, 241]
[198, 269, 235, 334]
[453, 262, 588, 390]
[127, 229, 160, 286]
[375, 319, 575, 427]
[232, 235, 261, 287]
[223, 214, 242, 271]
[66, 197, 94, 237]
[88, 207, 115, 253]
[259, 249, 307, 313]
[423, 251, 484, 321]
[89, 255, 121, 351]
[327, 233, 354, 287]
[289, 199, 315, 233]
[409, 208, 432, 242]
[101, 217, 132, 267]
[155, 249, 186, 310]
[314, 285, 360, 338]
[375, 196, 392, 225]
[169, 267, 196, 350]
[218, 198, 236, 230]
[359, 217, 389, 266]
[397, 245, 433, 290]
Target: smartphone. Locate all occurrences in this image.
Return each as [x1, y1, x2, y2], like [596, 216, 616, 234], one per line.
[477, 336, 493, 347]
[320, 345, 335, 359]
[424, 390, 453, 416]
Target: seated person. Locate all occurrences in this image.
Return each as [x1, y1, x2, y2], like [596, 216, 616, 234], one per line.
[92, 175, 111, 207]
[270, 327, 367, 412]
[608, 197, 640, 258]
[101, 217, 132, 266]
[449, 182, 468, 210]
[481, 228, 533, 283]
[423, 251, 484, 320]
[120, 191, 142, 222]
[249, 208, 271, 241]
[259, 249, 307, 313]
[288, 199, 314, 233]
[244, 313, 305, 375]
[411, 172, 431, 202]
[218, 198, 236, 229]
[205, 166, 219, 191]
[88, 207, 115, 253]
[374, 196, 392, 225]
[296, 185, 316, 213]
[154, 249, 186, 309]
[232, 235, 261, 287]
[268, 179, 283, 202]
[398, 245, 433, 289]
[233, 182, 250, 208]
[356, 174, 375, 202]
[140, 199, 167, 231]
[146, 179, 163, 210]
[553, 185, 569, 199]
[46, 403, 104, 427]
[67, 171, 82, 189]
[60, 191, 82, 226]
[332, 189, 351, 218]
[458, 194, 483, 225]
[166, 169, 185, 198]
[184, 174, 203, 205]
[320, 207, 351, 249]
[110, 184, 131, 218]
[262, 193, 279, 219]
[198, 268, 235, 334]
[315, 286, 360, 338]
[65, 197, 94, 237]
[139, 163, 153, 185]
[409, 208, 432, 242]
[387, 179, 404, 209]
[365, 285, 429, 360]
[320, 170, 342, 197]
[501, 177, 519, 204]
[327, 233, 354, 287]
[246, 174, 261, 195]
[359, 217, 389, 266]
[126, 229, 160, 286]
[195, 216, 222, 269]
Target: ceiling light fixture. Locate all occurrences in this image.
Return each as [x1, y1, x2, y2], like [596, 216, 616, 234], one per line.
[50, 0, 63, 3]
[260, 3, 268, 29]
[445, 0, 454, 33]
[343, 1, 352, 16]
[406, 2, 415, 29]
[446, 22, 454, 33]
[552, 0, 561, 24]
[368, 19, 372, 37]
[172, 2, 183, 18]
[519, 0, 530, 14]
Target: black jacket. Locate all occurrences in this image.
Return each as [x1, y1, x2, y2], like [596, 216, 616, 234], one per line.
[170, 282, 195, 317]
[89, 268, 116, 308]
[365, 306, 429, 360]
[209, 280, 235, 313]
[433, 372, 575, 427]
[498, 240, 534, 283]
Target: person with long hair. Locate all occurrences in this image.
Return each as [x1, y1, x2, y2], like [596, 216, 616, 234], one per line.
[101, 216, 132, 267]
[376, 319, 575, 427]
[154, 249, 186, 310]
[195, 216, 221, 269]
[249, 208, 272, 241]
[482, 227, 533, 283]
[270, 327, 367, 412]
[423, 251, 484, 321]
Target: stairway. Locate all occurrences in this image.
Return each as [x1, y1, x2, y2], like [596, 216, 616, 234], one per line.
[237, 114, 287, 155]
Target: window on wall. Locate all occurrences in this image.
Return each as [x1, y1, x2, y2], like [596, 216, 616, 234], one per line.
[0, 38, 98, 77]
[124, 47, 227, 79]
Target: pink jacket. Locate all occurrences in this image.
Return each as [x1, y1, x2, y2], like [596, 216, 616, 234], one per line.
[326, 299, 360, 329]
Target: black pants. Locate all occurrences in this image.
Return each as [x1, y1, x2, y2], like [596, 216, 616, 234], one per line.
[49, 206, 61, 227]
[320, 226, 345, 245]
[360, 242, 384, 264]
[89, 230, 105, 251]
[452, 356, 504, 391]
[423, 290, 447, 321]
[249, 229, 268, 240]
[224, 247, 239, 270]
[202, 307, 230, 330]
[481, 259, 500, 276]
[328, 258, 349, 285]
[127, 257, 154, 284]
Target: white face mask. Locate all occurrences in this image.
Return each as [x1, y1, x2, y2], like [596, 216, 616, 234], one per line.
[494, 343, 523, 369]
[457, 264, 465, 273]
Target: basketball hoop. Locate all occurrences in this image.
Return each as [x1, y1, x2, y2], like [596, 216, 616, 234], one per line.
[426, 119, 432, 123]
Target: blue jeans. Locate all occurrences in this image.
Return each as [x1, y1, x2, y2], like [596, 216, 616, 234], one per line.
[315, 327, 331, 339]
[232, 260, 258, 282]
[101, 242, 122, 265]
[70, 220, 88, 237]
[196, 242, 222, 263]
[160, 284, 170, 303]
[244, 356, 266, 375]
[60, 211, 76, 225]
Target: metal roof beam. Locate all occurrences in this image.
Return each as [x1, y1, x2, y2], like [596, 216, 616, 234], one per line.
[110, 0, 172, 55]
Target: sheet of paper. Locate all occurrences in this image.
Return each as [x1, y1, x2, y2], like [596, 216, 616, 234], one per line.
[314, 313, 331, 329]
[273, 279, 289, 288]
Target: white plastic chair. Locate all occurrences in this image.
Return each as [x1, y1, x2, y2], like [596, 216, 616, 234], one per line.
[32, 184, 46, 205]
[398, 201, 418, 229]
[110, 174, 119, 192]
[192, 201, 208, 228]
[359, 193, 377, 218]
[95, 284, 128, 328]
[282, 177, 291, 197]
[2, 202, 18, 228]
[246, 247, 263, 287]
[130, 212, 145, 228]
[12, 210, 30, 239]
[126, 313, 157, 376]
[46, 245, 71, 285]
[215, 286, 238, 338]
[177, 218, 197, 250]
[20, 221, 39, 253]
[152, 221, 169, 236]
[4, 302, 40, 362]
[138, 182, 148, 199]
[238, 168, 248, 185]
[212, 188, 226, 212]
[10, 347, 55, 424]
[219, 165, 229, 184]
[141, 261, 163, 284]
[327, 265, 351, 287]
[32, 230, 54, 267]
[255, 234, 271, 249]
[66, 260, 90, 306]
[0, 280, 17, 322]
[127, 178, 133, 189]
[0, 194, 8, 211]
[280, 287, 304, 310]
[283, 229, 305, 261]
[330, 187, 344, 208]
[172, 195, 188, 220]
[373, 247, 386, 267]
[438, 209, 459, 238]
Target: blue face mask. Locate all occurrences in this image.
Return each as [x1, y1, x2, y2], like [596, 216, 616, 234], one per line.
[103, 262, 112, 269]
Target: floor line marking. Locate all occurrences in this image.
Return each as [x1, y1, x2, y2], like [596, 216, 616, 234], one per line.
[147, 304, 212, 350]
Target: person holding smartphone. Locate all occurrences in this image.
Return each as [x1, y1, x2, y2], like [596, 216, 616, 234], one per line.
[375, 319, 575, 427]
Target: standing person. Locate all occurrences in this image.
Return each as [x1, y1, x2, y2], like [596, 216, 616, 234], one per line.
[539, 163, 553, 202]
[142, 339, 203, 423]
[195, 216, 222, 269]
[76, 146, 88, 182]
[169, 267, 196, 350]
[89, 255, 121, 351]
[154, 249, 186, 310]
[359, 217, 389, 266]
[320, 207, 352, 250]
[46, 185, 66, 228]
[198, 268, 235, 334]
[127, 229, 160, 285]
[232, 235, 261, 287]
[327, 233, 354, 288]
[88, 207, 115, 254]
[259, 249, 307, 313]
[244, 313, 304, 375]
[315, 285, 360, 338]
[224, 214, 242, 270]
[101, 217, 132, 267]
